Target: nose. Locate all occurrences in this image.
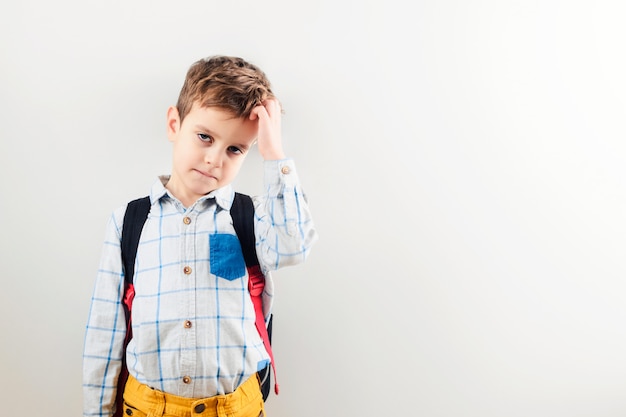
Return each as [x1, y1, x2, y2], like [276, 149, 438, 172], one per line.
[204, 147, 223, 167]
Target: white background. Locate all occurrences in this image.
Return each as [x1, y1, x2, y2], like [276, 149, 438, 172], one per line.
[1, 1, 626, 416]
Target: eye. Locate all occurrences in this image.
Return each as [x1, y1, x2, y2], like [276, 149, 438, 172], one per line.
[227, 146, 243, 155]
[197, 133, 213, 143]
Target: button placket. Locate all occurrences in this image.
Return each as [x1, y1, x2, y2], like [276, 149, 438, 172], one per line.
[179, 209, 197, 397]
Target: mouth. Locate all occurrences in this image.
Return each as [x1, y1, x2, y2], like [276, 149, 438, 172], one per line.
[194, 169, 218, 181]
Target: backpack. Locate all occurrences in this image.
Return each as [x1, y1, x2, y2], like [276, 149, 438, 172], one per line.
[113, 193, 276, 417]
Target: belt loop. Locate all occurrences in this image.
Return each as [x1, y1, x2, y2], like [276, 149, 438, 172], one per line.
[147, 389, 166, 417]
[217, 397, 227, 417]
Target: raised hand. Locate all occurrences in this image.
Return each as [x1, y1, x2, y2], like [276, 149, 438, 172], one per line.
[250, 98, 285, 161]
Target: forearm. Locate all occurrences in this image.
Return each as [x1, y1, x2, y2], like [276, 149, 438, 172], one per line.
[83, 212, 127, 416]
[253, 159, 318, 272]
[83, 286, 125, 416]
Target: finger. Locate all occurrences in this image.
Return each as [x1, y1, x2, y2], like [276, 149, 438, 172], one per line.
[261, 98, 281, 118]
[253, 104, 269, 122]
[249, 104, 265, 121]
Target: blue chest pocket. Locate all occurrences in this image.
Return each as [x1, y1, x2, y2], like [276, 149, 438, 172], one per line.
[209, 233, 246, 281]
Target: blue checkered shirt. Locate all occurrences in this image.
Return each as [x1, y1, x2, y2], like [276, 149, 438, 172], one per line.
[83, 159, 317, 417]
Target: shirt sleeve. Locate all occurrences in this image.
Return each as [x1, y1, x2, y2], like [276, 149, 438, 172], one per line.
[253, 158, 318, 272]
[82, 208, 127, 417]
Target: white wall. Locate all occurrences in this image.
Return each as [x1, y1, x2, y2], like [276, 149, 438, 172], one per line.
[2, 1, 626, 416]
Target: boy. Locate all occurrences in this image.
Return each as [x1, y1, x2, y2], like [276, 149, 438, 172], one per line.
[83, 55, 317, 417]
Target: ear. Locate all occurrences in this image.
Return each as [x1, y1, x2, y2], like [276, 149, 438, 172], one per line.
[166, 106, 181, 142]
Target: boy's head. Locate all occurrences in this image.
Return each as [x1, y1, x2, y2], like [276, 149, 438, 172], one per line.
[165, 55, 276, 207]
[176, 55, 275, 124]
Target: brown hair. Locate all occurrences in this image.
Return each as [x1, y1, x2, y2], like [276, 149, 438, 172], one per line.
[176, 55, 275, 123]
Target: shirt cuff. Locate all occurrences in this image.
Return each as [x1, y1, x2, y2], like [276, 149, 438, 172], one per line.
[263, 158, 298, 188]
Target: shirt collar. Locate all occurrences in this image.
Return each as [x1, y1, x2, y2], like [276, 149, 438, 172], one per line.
[150, 175, 235, 211]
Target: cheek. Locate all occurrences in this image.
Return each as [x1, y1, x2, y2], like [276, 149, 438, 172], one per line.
[224, 158, 245, 176]
[175, 143, 200, 163]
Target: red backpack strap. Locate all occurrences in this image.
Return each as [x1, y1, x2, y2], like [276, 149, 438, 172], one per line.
[247, 265, 279, 395]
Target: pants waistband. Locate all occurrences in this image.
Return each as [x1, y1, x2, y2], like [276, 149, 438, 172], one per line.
[123, 374, 263, 417]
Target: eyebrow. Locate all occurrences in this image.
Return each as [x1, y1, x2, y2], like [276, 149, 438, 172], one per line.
[194, 124, 219, 137]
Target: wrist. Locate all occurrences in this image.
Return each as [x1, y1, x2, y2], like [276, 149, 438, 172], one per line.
[260, 147, 286, 161]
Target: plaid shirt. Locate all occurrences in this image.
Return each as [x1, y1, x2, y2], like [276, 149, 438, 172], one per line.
[83, 159, 317, 417]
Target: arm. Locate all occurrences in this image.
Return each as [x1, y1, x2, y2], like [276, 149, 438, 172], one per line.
[250, 99, 318, 271]
[83, 209, 127, 417]
[253, 159, 317, 271]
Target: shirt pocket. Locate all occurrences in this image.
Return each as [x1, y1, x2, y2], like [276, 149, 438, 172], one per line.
[209, 233, 246, 281]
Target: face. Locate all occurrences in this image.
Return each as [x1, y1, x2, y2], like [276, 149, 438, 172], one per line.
[166, 103, 257, 207]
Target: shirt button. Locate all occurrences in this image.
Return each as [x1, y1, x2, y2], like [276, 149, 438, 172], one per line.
[184, 320, 192, 328]
[182, 376, 191, 384]
[183, 216, 191, 225]
[280, 165, 290, 175]
[183, 266, 192, 275]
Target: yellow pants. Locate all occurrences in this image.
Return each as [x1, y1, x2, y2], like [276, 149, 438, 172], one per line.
[122, 374, 265, 417]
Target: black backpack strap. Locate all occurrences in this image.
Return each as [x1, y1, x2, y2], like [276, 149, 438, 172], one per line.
[231, 192, 274, 400]
[231, 192, 259, 267]
[115, 196, 150, 417]
[121, 196, 151, 284]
